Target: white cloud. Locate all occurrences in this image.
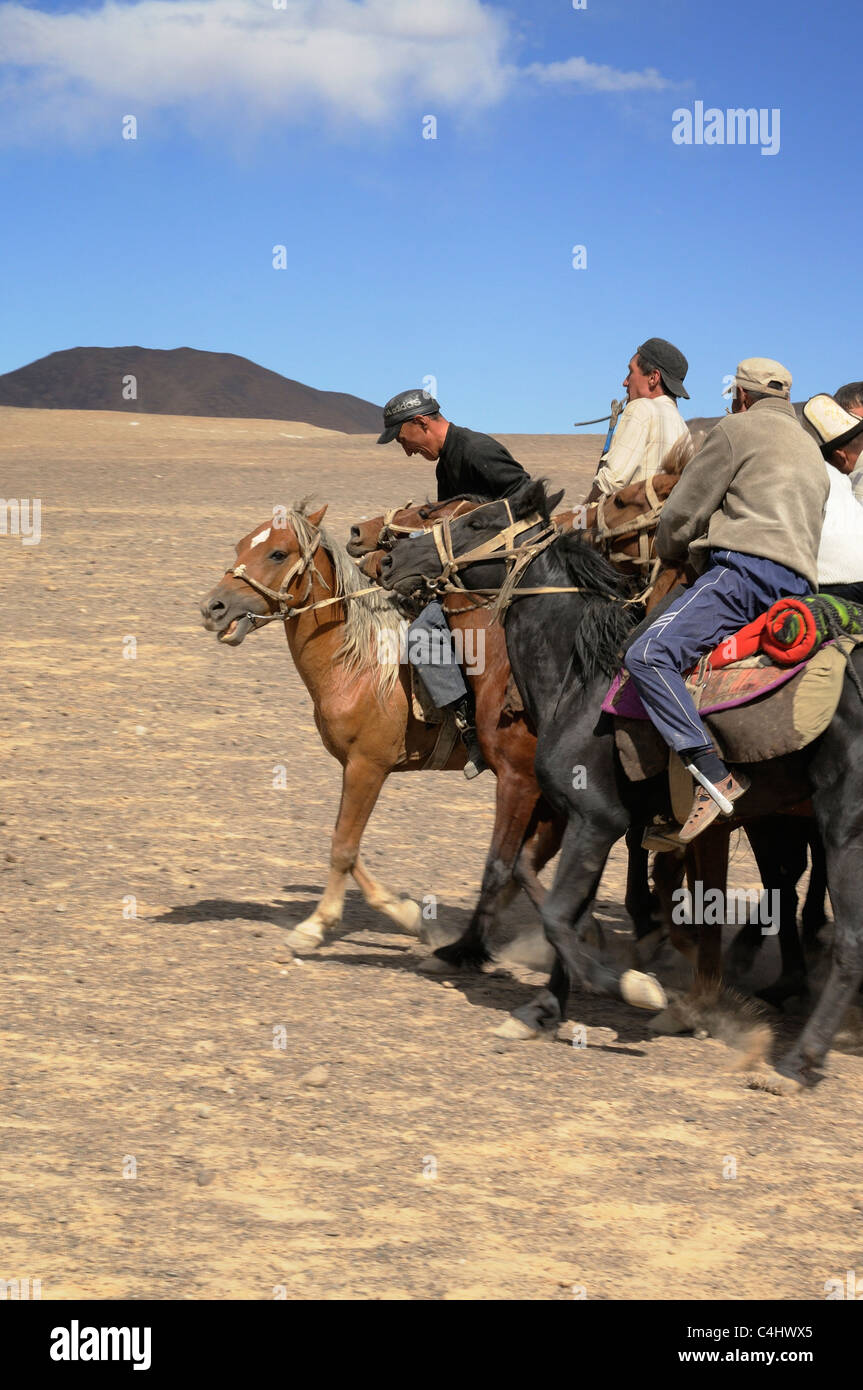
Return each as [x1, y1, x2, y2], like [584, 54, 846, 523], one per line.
[526, 55, 673, 93]
[0, 0, 677, 143]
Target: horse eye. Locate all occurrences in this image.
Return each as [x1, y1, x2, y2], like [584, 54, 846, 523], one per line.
[269, 549, 288, 562]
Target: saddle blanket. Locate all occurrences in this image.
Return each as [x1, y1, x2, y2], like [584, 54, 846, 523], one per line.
[607, 639, 859, 779]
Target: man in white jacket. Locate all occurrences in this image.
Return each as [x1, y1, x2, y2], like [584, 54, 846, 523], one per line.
[586, 337, 691, 502]
[834, 382, 863, 504]
[803, 393, 863, 604]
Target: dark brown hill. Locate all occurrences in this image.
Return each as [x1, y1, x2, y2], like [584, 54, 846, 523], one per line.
[0, 347, 382, 433]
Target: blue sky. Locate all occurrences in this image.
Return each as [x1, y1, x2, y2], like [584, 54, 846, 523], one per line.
[1, 0, 860, 432]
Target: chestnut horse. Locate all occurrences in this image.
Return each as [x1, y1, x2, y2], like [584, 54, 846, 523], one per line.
[199, 502, 563, 958]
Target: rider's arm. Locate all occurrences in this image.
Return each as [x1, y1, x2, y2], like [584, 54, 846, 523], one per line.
[656, 424, 736, 562]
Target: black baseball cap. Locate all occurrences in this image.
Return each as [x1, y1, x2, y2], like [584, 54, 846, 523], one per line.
[636, 338, 690, 399]
[377, 389, 441, 444]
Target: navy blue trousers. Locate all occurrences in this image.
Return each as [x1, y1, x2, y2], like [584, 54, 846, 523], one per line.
[624, 549, 810, 755]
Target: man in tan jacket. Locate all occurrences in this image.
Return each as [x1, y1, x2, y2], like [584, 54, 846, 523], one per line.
[623, 358, 829, 842]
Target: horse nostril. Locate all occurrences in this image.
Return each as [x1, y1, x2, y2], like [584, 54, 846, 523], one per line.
[380, 555, 393, 576]
[349, 525, 360, 543]
[203, 597, 226, 618]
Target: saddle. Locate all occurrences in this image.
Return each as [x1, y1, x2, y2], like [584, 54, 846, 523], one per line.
[606, 607, 863, 785]
[403, 666, 462, 771]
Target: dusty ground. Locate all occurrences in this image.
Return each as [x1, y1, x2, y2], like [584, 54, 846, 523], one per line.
[2, 405, 862, 1302]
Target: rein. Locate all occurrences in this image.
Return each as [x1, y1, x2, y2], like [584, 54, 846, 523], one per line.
[228, 478, 672, 636]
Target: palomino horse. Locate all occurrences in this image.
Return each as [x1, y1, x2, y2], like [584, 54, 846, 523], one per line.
[199, 502, 562, 957]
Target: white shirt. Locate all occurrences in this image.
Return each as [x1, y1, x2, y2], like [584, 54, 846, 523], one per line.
[818, 463, 863, 584]
[850, 468, 863, 505]
[593, 395, 690, 497]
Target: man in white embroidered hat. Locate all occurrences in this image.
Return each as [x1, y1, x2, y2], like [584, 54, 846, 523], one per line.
[803, 393, 863, 604]
[623, 357, 829, 843]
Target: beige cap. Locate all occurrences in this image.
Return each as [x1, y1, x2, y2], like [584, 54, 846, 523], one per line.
[728, 357, 792, 398]
[803, 394, 863, 456]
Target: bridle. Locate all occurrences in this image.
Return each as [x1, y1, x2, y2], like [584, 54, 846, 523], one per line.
[227, 525, 379, 630]
[403, 497, 656, 618]
[376, 497, 475, 549]
[425, 498, 555, 591]
[592, 473, 667, 572]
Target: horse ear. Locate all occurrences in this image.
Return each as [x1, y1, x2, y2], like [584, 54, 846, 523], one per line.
[548, 488, 565, 514]
[306, 503, 329, 527]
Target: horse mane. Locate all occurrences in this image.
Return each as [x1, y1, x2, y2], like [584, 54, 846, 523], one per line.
[659, 430, 703, 476]
[506, 480, 642, 683]
[554, 533, 642, 682]
[506, 476, 566, 524]
[291, 501, 403, 697]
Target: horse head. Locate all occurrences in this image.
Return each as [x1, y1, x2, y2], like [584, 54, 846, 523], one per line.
[378, 479, 562, 601]
[200, 504, 329, 646]
[346, 496, 483, 559]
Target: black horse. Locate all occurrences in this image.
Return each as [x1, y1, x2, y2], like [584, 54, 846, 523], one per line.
[380, 479, 863, 1086]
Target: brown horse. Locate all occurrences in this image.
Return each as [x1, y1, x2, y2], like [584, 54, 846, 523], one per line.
[199, 502, 562, 960]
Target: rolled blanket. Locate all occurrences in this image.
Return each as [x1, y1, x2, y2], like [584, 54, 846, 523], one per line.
[707, 593, 863, 670]
[762, 593, 863, 664]
[760, 597, 820, 664]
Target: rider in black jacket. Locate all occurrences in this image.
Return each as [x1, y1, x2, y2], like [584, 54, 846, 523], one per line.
[377, 389, 530, 777]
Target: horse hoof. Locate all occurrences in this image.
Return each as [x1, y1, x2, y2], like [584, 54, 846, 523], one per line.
[648, 1005, 691, 1035]
[621, 969, 667, 1012]
[744, 1069, 806, 1097]
[284, 925, 324, 955]
[493, 1016, 539, 1041]
[392, 899, 422, 936]
[416, 955, 462, 976]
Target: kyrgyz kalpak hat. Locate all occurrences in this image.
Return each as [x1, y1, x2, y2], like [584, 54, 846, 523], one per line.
[803, 393, 863, 456]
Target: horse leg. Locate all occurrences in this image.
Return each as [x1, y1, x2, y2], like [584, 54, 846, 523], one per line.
[777, 837, 863, 1086]
[512, 809, 564, 913]
[625, 824, 659, 941]
[690, 825, 728, 989]
[430, 772, 552, 970]
[644, 847, 689, 966]
[744, 817, 809, 1007]
[496, 816, 666, 1040]
[284, 756, 418, 953]
[801, 822, 829, 948]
